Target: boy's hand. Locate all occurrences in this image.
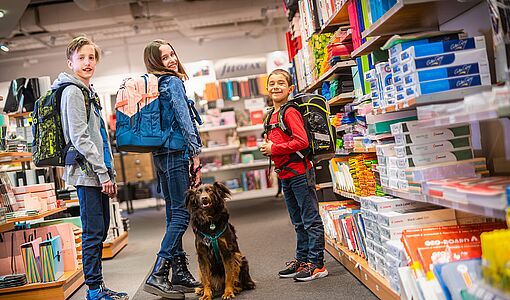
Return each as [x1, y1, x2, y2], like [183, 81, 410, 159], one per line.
[102, 180, 117, 198]
[260, 140, 273, 156]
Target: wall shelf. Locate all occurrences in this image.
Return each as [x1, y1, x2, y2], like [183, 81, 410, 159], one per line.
[303, 60, 357, 93]
[0, 265, 84, 300]
[334, 189, 361, 202]
[236, 124, 264, 133]
[7, 112, 32, 118]
[328, 92, 355, 106]
[198, 124, 237, 133]
[361, 0, 483, 38]
[202, 160, 268, 174]
[6, 206, 67, 224]
[201, 145, 240, 154]
[239, 146, 259, 153]
[230, 187, 277, 201]
[316, 1, 350, 35]
[102, 231, 128, 259]
[325, 237, 399, 300]
[351, 36, 388, 58]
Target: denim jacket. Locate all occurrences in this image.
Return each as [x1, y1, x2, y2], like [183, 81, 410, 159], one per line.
[157, 75, 202, 157]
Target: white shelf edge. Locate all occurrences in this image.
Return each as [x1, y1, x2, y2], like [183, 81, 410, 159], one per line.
[202, 161, 268, 173]
[230, 187, 278, 201]
[198, 124, 237, 133]
[236, 124, 264, 133]
[201, 145, 239, 154]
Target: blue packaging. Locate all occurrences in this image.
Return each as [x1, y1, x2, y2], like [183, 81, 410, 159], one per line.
[405, 73, 491, 97]
[404, 62, 490, 85]
[402, 48, 488, 73]
[388, 33, 464, 57]
[401, 36, 486, 61]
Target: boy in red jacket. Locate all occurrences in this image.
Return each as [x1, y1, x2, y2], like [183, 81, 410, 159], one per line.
[260, 69, 328, 281]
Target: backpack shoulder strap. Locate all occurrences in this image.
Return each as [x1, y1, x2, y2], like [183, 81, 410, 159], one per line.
[262, 107, 277, 138]
[58, 83, 92, 122]
[278, 102, 299, 137]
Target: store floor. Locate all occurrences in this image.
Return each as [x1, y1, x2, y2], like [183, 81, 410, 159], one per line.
[70, 197, 378, 300]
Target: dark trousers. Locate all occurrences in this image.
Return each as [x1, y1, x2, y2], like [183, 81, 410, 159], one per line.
[77, 186, 110, 290]
[281, 171, 325, 266]
[153, 150, 190, 260]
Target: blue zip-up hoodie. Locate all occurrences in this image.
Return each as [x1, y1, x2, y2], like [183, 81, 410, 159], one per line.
[157, 75, 202, 157]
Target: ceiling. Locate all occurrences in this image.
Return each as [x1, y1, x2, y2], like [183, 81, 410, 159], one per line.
[0, 0, 287, 54]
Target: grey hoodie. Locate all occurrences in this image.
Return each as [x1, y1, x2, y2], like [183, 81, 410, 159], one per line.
[52, 72, 114, 187]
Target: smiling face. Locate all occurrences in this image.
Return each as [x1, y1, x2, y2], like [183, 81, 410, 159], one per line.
[67, 44, 97, 86]
[267, 73, 294, 107]
[159, 44, 178, 73]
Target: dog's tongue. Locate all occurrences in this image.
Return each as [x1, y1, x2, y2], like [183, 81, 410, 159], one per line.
[201, 201, 211, 208]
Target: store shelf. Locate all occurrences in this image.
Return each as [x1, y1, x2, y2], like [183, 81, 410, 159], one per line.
[102, 231, 128, 259]
[6, 206, 67, 223]
[303, 60, 357, 93]
[325, 237, 399, 300]
[417, 105, 510, 128]
[64, 198, 80, 208]
[351, 36, 388, 58]
[328, 92, 355, 106]
[202, 161, 268, 174]
[334, 189, 361, 202]
[198, 124, 237, 133]
[0, 222, 15, 233]
[316, 1, 350, 34]
[0, 265, 84, 300]
[7, 112, 32, 118]
[236, 124, 264, 133]
[0, 152, 32, 164]
[230, 187, 278, 201]
[361, 0, 483, 38]
[382, 187, 507, 220]
[317, 182, 334, 190]
[239, 146, 259, 153]
[201, 145, 239, 154]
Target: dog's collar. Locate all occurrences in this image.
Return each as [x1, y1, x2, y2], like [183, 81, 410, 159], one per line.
[196, 224, 228, 262]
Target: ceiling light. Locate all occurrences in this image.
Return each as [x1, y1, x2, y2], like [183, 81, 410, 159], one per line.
[0, 10, 5, 19]
[0, 45, 9, 52]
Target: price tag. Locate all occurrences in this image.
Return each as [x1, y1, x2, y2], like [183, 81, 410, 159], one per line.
[364, 273, 368, 281]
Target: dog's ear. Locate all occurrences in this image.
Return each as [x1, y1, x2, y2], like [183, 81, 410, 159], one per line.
[213, 181, 231, 199]
[185, 189, 196, 211]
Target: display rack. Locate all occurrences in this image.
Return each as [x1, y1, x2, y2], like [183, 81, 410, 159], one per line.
[325, 237, 399, 300]
[303, 60, 357, 93]
[381, 187, 507, 220]
[230, 187, 278, 201]
[202, 160, 268, 174]
[5, 206, 67, 224]
[201, 144, 240, 154]
[198, 124, 237, 133]
[328, 91, 355, 106]
[102, 231, 129, 259]
[316, 1, 350, 35]
[236, 124, 264, 133]
[0, 266, 84, 300]
[351, 36, 387, 58]
[0, 152, 32, 164]
[361, 0, 483, 38]
[334, 189, 361, 202]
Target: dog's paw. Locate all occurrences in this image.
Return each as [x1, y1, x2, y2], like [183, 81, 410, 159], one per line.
[200, 295, 212, 300]
[222, 290, 236, 300]
[195, 287, 204, 296]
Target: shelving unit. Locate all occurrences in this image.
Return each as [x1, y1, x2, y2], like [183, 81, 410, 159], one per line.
[201, 144, 240, 154]
[325, 237, 399, 300]
[239, 146, 259, 153]
[230, 187, 278, 201]
[0, 222, 14, 233]
[7, 112, 32, 118]
[202, 160, 268, 174]
[417, 105, 510, 128]
[6, 206, 67, 223]
[0, 152, 32, 164]
[102, 231, 129, 259]
[381, 187, 507, 220]
[236, 124, 264, 133]
[0, 266, 84, 300]
[361, 0, 483, 38]
[303, 60, 357, 93]
[316, 1, 350, 35]
[328, 91, 355, 106]
[198, 124, 237, 133]
[334, 189, 361, 202]
[351, 36, 387, 58]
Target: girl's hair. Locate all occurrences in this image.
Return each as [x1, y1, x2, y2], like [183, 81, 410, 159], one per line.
[267, 68, 292, 86]
[66, 36, 101, 62]
[143, 39, 188, 80]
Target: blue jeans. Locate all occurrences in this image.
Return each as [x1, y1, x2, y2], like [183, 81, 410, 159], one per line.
[281, 171, 325, 266]
[153, 150, 190, 260]
[77, 186, 110, 290]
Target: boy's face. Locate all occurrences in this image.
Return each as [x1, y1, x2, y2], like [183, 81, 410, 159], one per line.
[159, 44, 178, 72]
[67, 44, 97, 84]
[267, 74, 294, 106]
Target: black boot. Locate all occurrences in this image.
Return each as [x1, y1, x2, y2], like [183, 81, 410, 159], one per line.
[171, 255, 201, 293]
[144, 257, 185, 299]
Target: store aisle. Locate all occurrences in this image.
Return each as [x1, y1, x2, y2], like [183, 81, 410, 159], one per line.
[70, 197, 378, 300]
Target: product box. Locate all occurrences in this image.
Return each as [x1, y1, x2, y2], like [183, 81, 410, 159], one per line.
[405, 159, 479, 183]
[402, 48, 488, 73]
[380, 176, 389, 187]
[394, 125, 470, 146]
[398, 179, 409, 191]
[403, 62, 490, 86]
[395, 136, 471, 157]
[376, 144, 396, 156]
[363, 196, 430, 213]
[376, 62, 393, 89]
[400, 36, 486, 61]
[388, 156, 399, 168]
[12, 183, 55, 195]
[378, 207, 456, 228]
[379, 219, 458, 240]
[384, 239, 407, 261]
[378, 155, 388, 166]
[379, 165, 388, 176]
[405, 73, 491, 98]
[388, 167, 399, 179]
[396, 148, 474, 168]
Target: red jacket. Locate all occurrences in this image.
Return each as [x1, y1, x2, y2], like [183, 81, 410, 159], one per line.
[268, 106, 312, 179]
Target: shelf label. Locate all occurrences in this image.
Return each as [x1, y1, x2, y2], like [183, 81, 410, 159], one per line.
[364, 273, 368, 281]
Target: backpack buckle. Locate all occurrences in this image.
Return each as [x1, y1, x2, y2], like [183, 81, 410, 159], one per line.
[275, 168, 281, 173]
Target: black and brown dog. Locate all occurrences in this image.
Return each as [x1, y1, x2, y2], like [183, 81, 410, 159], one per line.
[186, 182, 255, 300]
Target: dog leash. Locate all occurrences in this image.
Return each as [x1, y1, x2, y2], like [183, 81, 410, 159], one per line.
[196, 225, 228, 262]
[189, 160, 203, 189]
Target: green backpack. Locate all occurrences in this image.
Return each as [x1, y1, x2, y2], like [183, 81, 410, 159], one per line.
[32, 83, 91, 167]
